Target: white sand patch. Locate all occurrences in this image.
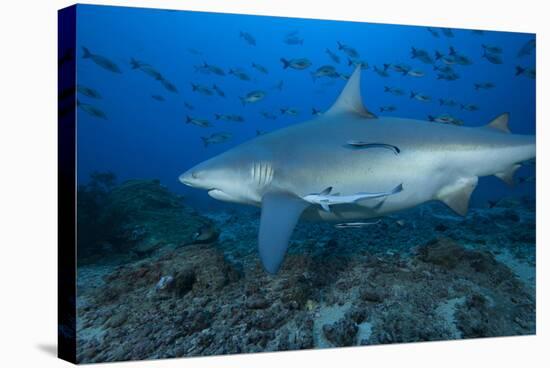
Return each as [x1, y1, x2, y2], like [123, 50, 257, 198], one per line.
[312, 302, 351, 348]
[357, 321, 372, 344]
[435, 297, 465, 339]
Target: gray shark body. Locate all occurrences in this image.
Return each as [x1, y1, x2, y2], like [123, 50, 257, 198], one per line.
[180, 66, 535, 274]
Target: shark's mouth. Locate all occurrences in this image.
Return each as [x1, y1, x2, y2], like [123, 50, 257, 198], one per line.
[208, 189, 236, 202]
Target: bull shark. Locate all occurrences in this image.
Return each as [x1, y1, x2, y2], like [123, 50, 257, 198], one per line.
[179, 66, 535, 274]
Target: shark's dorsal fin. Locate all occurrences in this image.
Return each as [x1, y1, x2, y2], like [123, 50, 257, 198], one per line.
[485, 113, 510, 133]
[437, 177, 478, 216]
[320, 187, 332, 195]
[259, 192, 309, 274]
[325, 66, 377, 119]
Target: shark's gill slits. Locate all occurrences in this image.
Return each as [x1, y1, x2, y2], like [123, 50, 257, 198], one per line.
[251, 162, 274, 187]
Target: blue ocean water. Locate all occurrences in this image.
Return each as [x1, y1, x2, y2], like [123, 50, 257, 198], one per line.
[75, 4, 535, 211]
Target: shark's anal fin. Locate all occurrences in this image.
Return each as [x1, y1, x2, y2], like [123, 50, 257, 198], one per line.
[495, 164, 521, 186]
[259, 192, 309, 274]
[437, 177, 478, 216]
[324, 66, 377, 119]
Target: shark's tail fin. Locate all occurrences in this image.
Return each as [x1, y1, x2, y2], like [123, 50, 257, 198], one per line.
[200, 137, 209, 147]
[383, 63, 390, 71]
[239, 97, 246, 106]
[435, 50, 443, 60]
[214, 113, 220, 120]
[428, 115, 435, 122]
[410, 91, 417, 99]
[82, 46, 92, 59]
[191, 83, 197, 91]
[280, 58, 290, 69]
[185, 116, 192, 124]
[347, 58, 353, 66]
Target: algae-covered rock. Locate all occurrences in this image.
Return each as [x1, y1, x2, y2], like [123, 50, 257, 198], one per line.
[322, 318, 358, 346]
[77, 175, 214, 263]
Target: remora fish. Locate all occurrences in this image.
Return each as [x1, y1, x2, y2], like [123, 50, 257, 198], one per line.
[302, 184, 403, 212]
[179, 66, 535, 274]
[345, 141, 401, 155]
[335, 220, 381, 229]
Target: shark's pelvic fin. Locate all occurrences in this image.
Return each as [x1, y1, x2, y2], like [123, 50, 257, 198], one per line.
[437, 177, 478, 216]
[259, 192, 309, 274]
[495, 164, 521, 186]
[320, 202, 331, 212]
[325, 65, 377, 119]
[485, 113, 510, 133]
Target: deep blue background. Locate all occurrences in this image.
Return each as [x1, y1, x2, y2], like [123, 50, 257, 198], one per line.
[75, 4, 535, 211]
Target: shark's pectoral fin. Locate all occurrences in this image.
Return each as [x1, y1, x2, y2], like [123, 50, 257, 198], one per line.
[259, 192, 309, 274]
[495, 164, 521, 186]
[325, 66, 377, 119]
[437, 177, 478, 216]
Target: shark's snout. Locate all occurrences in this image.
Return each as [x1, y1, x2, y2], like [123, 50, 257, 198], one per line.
[179, 170, 198, 187]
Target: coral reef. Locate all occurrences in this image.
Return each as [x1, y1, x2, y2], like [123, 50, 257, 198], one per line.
[77, 175, 213, 263]
[76, 185, 536, 363]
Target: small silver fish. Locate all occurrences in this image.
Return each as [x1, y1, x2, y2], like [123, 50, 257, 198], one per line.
[384, 86, 405, 96]
[201, 132, 232, 147]
[325, 48, 341, 64]
[410, 91, 431, 102]
[280, 107, 299, 116]
[185, 116, 211, 128]
[191, 83, 214, 96]
[215, 113, 244, 122]
[82, 47, 121, 73]
[336, 41, 359, 58]
[482, 44, 502, 54]
[517, 39, 535, 57]
[77, 85, 101, 99]
[77, 100, 107, 119]
[252, 62, 269, 74]
[460, 104, 479, 112]
[229, 68, 252, 81]
[240, 90, 266, 105]
[240, 31, 256, 45]
[515, 66, 535, 79]
[280, 57, 312, 70]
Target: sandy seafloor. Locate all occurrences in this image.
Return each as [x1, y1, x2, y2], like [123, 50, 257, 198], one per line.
[75, 195, 535, 363]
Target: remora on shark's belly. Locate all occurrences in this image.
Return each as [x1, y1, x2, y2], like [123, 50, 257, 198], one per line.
[180, 65, 535, 274]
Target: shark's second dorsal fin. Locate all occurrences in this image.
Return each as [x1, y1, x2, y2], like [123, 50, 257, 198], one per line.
[485, 113, 510, 133]
[325, 66, 377, 119]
